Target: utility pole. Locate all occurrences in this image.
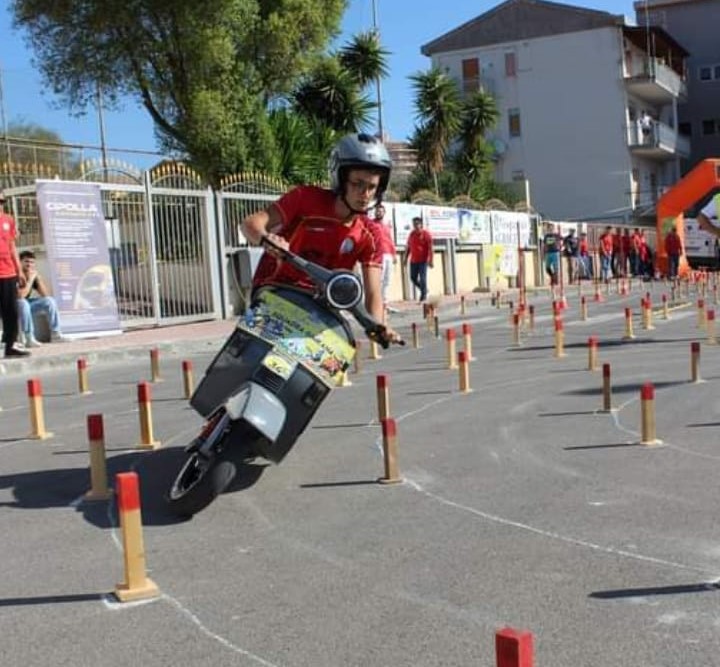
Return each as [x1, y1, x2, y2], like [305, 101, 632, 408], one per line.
[96, 82, 109, 181]
[0, 63, 14, 186]
[371, 0, 385, 140]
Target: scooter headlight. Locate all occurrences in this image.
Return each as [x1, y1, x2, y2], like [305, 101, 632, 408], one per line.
[326, 272, 363, 310]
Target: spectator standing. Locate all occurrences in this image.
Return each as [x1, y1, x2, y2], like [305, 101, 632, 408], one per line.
[598, 226, 614, 282]
[371, 204, 398, 315]
[0, 193, 29, 358]
[563, 228, 580, 283]
[630, 227, 642, 276]
[404, 217, 433, 302]
[542, 223, 563, 299]
[664, 227, 683, 279]
[578, 232, 592, 279]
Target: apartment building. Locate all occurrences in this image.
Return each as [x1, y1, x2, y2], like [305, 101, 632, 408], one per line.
[420, 0, 689, 224]
[635, 0, 720, 174]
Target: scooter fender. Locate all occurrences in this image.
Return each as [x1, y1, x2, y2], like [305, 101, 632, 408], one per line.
[225, 382, 286, 443]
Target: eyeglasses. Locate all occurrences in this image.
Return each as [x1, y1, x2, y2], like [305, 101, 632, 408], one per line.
[347, 179, 379, 195]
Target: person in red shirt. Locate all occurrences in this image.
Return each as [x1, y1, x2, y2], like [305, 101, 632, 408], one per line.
[598, 226, 614, 282]
[664, 227, 683, 279]
[242, 133, 399, 344]
[0, 193, 29, 358]
[404, 217, 433, 302]
[370, 204, 398, 315]
[630, 228, 642, 277]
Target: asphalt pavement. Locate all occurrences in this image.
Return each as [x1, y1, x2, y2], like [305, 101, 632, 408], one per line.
[2, 284, 720, 666]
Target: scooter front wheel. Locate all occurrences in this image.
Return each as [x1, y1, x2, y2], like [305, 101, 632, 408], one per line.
[167, 449, 236, 518]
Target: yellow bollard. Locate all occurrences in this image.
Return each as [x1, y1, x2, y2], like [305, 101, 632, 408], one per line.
[462, 323, 475, 361]
[511, 313, 521, 347]
[136, 382, 160, 449]
[433, 314, 440, 339]
[446, 329, 458, 369]
[460, 295, 466, 316]
[149, 348, 162, 383]
[411, 322, 421, 349]
[113, 472, 160, 602]
[85, 414, 112, 501]
[662, 293, 669, 320]
[707, 309, 717, 344]
[378, 418, 402, 485]
[27, 379, 53, 440]
[697, 298, 706, 330]
[368, 339, 382, 360]
[182, 360, 194, 400]
[554, 318, 566, 358]
[580, 295, 588, 321]
[528, 304, 535, 332]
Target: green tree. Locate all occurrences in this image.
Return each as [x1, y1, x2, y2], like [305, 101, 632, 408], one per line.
[454, 91, 499, 194]
[0, 120, 78, 177]
[409, 68, 462, 194]
[11, 0, 347, 185]
[338, 30, 390, 88]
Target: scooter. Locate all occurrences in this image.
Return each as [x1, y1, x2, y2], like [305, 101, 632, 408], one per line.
[167, 237, 403, 517]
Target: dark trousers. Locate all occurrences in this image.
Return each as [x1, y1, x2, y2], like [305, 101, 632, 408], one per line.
[410, 262, 428, 301]
[0, 276, 19, 352]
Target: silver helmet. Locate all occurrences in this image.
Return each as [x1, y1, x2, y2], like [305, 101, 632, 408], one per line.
[328, 133, 392, 201]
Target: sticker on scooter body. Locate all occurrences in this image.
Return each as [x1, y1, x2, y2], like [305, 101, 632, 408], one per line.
[261, 352, 296, 380]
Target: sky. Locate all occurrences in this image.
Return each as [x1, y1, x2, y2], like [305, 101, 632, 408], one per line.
[0, 0, 639, 165]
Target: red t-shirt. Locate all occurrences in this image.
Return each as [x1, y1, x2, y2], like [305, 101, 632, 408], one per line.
[372, 221, 396, 257]
[0, 213, 18, 278]
[252, 186, 380, 291]
[599, 233, 613, 257]
[665, 232, 682, 255]
[407, 229, 433, 263]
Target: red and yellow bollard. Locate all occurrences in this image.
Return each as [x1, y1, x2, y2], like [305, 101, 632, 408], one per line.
[623, 307, 635, 340]
[460, 295, 466, 315]
[697, 298, 706, 330]
[458, 350, 471, 393]
[601, 363, 613, 412]
[136, 382, 160, 449]
[707, 309, 717, 344]
[85, 414, 112, 501]
[113, 472, 160, 602]
[691, 341, 701, 383]
[378, 418, 402, 485]
[182, 360, 194, 399]
[639, 383, 661, 446]
[446, 329, 458, 369]
[580, 295, 588, 321]
[528, 304, 535, 332]
[27, 378, 53, 440]
[77, 358, 91, 395]
[587, 336, 598, 371]
[368, 339, 382, 360]
[662, 293, 669, 320]
[433, 314, 440, 339]
[462, 322, 475, 361]
[376, 374, 390, 423]
[512, 313, 521, 347]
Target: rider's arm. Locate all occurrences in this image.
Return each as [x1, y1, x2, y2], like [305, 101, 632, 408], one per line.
[362, 263, 386, 323]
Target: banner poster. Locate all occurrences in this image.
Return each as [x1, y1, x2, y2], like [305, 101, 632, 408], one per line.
[393, 203, 423, 247]
[424, 205, 459, 239]
[36, 180, 122, 337]
[491, 211, 532, 247]
[482, 244, 505, 284]
[457, 209, 492, 245]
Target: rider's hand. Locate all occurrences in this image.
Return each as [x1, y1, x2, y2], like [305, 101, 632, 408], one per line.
[372, 324, 404, 348]
[262, 233, 290, 258]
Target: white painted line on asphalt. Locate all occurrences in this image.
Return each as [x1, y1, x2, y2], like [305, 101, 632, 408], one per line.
[403, 476, 717, 576]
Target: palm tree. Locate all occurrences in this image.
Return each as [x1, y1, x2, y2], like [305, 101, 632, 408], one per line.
[454, 90, 499, 194]
[409, 68, 461, 194]
[292, 58, 375, 133]
[338, 31, 390, 88]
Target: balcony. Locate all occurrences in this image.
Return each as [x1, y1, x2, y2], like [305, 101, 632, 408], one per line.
[458, 75, 495, 97]
[626, 121, 690, 160]
[625, 58, 687, 104]
[631, 185, 672, 220]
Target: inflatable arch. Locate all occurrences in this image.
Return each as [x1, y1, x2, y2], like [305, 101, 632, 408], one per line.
[656, 159, 720, 277]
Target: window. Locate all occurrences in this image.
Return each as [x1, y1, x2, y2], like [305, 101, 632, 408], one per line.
[508, 108, 521, 137]
[511, 170, 525, 181]
[699, 64, 720, 81]
[505, 52, 517, 77]
[678, 122, 692, 137]
[702, 120, 716, 135]
[461, 58, 480, 95]
[715, 65, 720, 79]
[700, 66, 712, 81]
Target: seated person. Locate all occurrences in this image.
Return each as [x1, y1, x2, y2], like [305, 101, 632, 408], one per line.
[16, 250, 68, 346]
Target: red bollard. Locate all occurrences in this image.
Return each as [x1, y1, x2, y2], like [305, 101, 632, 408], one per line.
[601, 363, 613, 412]
[411, 322, 421, 349]
[182, 360, 194, 399]
[587, 336, 598, 371]
[85, 414, 112, 501]
[150, 348, 162, 383]
[553, 318, 566, 358]
[640, 383, 660, 446]
[77, 357, 91, 395]
[446, 328, 457, 369]
[495, 627, 534, 667]
[528, 304, 535, 332]
[376, 374, 390, 423]
[136, 382, 160, 449]
[462, 322, 475, 360]
[458, 350, 471, 393]
[691, 341, 701, 383]
[378, 418, 402, 485]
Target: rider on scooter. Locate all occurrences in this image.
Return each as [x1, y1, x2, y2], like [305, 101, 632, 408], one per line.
[241, 132, 400, 345]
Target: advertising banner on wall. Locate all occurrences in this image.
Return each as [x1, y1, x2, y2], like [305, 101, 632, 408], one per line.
[491, 211, 532, 247]
[457, 209, 492, 245]
[393, 203, 423, 247]
[424, 206, 459, 239]
[36, 180, 121, 337]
